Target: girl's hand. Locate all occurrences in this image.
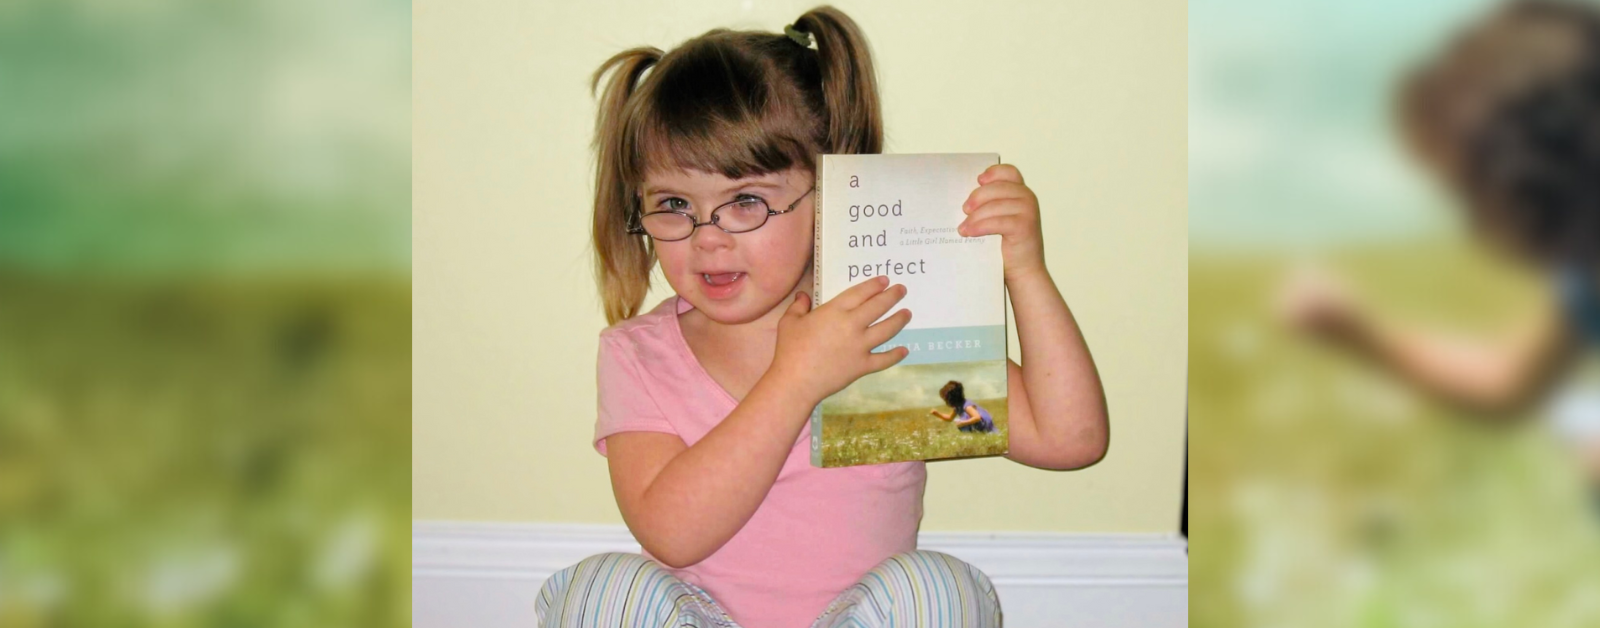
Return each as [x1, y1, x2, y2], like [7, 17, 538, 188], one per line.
[960, 164, 1048, 283]
[1276, 264, 1369, 343]
[770, 276, 912, 403]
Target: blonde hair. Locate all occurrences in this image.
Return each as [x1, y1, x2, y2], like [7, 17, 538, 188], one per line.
[589, 5, 884, 324]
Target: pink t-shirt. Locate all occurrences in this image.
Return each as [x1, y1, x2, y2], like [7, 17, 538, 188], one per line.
[594, 295, 927, 628]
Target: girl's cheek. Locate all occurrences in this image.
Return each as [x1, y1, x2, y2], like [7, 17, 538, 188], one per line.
[761, 229, 810, 267]
[653, 247, 691, 282]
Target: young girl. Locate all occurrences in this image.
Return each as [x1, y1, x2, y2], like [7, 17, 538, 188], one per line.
[1281, 1, 1600, 509]
[929, 380, 997, 433]
[537, 7, 1109, 627]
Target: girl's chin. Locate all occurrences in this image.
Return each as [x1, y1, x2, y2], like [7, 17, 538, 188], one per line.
[684, 285, 785, 325]
[690, 296, 769, 325]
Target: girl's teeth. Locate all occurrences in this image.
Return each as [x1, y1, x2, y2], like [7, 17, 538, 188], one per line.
[703, 272, 742, 286]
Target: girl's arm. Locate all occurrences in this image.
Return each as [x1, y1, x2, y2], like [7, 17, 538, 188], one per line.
[606, 277, 912, 569]
[1281, 269, 1575, 413]
[929, 408, 954, 421]
[960, 164, 1110, 470]
[605, 380, 819, 569]
[954, 406, 985, 428]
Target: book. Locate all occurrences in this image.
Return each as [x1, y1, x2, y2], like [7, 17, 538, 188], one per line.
[809, 153, 1009, 467]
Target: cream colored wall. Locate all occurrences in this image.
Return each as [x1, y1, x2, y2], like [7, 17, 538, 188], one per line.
[414, 0, 1187, 532]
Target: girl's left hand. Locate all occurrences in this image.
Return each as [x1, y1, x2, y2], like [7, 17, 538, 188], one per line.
[959, 164, 1047, 282]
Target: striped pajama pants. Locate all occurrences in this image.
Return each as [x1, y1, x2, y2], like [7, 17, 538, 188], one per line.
[534, 550, 1002, 627]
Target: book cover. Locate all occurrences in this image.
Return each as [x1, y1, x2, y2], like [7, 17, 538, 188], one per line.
[809, 153, 1009, 467]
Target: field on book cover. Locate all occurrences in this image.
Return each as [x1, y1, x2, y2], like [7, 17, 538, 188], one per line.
[818, 359, 1009, 466]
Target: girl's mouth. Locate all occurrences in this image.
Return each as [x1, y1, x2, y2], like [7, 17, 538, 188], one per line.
[699, 272, 745, 299]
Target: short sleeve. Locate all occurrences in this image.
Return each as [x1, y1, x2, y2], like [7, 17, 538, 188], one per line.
[594, 331, 679, 456]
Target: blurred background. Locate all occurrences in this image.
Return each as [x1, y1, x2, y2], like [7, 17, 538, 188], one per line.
[1192, 0, 1600, 626]
[0, 0, 411, 626]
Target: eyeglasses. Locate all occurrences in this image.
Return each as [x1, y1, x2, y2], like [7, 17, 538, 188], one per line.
[628, 187, 814, 242]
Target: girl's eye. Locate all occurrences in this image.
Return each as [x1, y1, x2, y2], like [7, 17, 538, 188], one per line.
[654, 194, 760, 211]
[729, 195, 766, 215]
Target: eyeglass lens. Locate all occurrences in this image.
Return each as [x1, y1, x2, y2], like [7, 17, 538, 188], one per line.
[641, 198, 770, 240]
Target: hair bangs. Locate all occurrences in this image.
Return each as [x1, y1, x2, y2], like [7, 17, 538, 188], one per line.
[625, 37, 819, 185]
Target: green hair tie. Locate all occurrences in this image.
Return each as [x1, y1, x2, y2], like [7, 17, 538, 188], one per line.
[784, 24, 814, 48]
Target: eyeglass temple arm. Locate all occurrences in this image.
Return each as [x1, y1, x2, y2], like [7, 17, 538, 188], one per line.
[773, 187, 814, 215]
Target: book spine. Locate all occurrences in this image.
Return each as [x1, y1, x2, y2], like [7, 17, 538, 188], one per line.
[813, 156, 823, 312]
[810, 156, 825, 467]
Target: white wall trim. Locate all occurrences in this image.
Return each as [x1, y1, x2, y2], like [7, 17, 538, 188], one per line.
[414, 520, 1187, 628]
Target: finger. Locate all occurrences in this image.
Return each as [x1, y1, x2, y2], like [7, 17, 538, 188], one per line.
[977, 163, 1025, 185]
[864, 308, 912, 346]
[864, 345, 910, 373]
[963, 199, 1032, 223]
[853, 281, 907, 324]
[831, 275, 891, 310]
[960, 214, 1026, 238]
[962, 181, 1034, 214]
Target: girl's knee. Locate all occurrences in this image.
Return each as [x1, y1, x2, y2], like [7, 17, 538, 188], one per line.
[875, 550, 994, 588]
[537, 552, 661, 600]
[877, 550, 1000, 606]
[536, 553, 674, 624]
[537, 553, 733, 628]
[560, 551, 658, 575]
[838, 550, 1000, 626]
[579, 551, 658, 570]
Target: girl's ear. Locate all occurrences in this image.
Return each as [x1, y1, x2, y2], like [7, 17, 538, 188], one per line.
[792, 7, 882, 154]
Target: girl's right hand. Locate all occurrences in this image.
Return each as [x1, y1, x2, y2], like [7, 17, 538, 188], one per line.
[1277, 264, 1368, 343]
[770, 275, 912, 403]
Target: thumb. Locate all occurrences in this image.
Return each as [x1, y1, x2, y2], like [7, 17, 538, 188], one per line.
[788, 291, 812, 315]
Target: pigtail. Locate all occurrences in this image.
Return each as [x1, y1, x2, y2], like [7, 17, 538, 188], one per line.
[591, 47, 662, 325]
[792, 6, 883, 154]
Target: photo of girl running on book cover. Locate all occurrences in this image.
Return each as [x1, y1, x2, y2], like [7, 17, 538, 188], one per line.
[930, 380, 997, 433]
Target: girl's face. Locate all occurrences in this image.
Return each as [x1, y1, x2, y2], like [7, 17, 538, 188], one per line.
[642, 167, 814, 325]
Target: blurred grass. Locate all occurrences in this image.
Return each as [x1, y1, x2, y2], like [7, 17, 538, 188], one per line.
[1191, 239, 1600, 628]
[819, 398, 1008, 467]
[0, 270, 411, 626]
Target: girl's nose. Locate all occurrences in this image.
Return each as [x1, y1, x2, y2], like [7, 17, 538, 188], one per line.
[690, 222, 735, 251]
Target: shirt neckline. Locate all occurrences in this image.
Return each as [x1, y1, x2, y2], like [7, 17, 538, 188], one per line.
[666, 295, 815, 450]
[669, 295, 742, 408]
[665, 296, 812, 448]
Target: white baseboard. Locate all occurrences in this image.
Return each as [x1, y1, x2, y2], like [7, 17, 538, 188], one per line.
[414, 521, 1188, 627]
